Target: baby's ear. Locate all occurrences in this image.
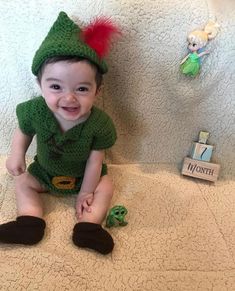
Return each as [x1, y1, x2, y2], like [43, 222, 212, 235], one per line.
[36, 77, 41, 88]
[95, 85, 103, 97]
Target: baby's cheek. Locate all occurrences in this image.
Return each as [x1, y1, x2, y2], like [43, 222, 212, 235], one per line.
[44, 97, 58, 110]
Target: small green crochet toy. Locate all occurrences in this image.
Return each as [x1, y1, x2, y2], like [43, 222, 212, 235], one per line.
[106, 205, 128, 228]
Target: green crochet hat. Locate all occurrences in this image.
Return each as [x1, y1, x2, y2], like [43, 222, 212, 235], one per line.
[32, 11, 119, 75]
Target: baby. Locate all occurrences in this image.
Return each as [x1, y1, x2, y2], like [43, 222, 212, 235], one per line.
[0, 11, 119, 255]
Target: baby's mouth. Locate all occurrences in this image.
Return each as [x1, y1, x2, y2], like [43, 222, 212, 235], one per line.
[62, 106, 79, 112]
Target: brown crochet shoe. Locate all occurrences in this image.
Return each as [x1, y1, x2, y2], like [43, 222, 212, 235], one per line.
[72, 222, 114, 254]
[0, 216, 46, 245]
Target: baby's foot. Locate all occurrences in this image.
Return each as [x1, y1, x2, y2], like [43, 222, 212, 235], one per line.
[72, 222, 114, 254]
[0, 216, 46, 245]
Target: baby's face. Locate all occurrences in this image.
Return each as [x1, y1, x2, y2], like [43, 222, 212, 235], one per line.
[39, 60, 99, 122]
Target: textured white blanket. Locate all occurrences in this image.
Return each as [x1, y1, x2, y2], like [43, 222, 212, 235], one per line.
[0, 0, 235, 289]
[0, 0, 234, 178]
[1, 156, 235, 290]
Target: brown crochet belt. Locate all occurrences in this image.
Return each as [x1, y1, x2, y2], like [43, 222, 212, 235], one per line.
[52, 176, 76, 190]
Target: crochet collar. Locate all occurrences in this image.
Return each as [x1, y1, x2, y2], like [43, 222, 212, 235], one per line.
[39, 97, 97, 142]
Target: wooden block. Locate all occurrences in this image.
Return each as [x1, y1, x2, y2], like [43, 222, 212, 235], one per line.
[182, 157, 220, 182]
[190, 142, 214, 162]
[198, 131, 210, 144]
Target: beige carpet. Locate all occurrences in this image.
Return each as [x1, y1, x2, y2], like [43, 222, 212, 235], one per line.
[0, 155, 235, 290]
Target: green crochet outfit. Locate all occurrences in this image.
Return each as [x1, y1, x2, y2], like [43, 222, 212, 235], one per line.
[16, 97, 117, 195]
[0, 11, 119, 254]
[32, 11, 108, 75]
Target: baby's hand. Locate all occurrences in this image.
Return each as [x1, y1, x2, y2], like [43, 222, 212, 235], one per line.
[6, 156, 26, 176]
[76, 192, 94, 219]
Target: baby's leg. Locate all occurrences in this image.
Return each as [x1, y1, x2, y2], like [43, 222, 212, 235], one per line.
[79, 175, 113, 224]
[0, 172, 46, 245]
[73, 175, 114, 254]
[15, 172, 46, 218]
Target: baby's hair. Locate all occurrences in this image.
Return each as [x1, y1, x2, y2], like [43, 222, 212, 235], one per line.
[37, 56, 103, 89]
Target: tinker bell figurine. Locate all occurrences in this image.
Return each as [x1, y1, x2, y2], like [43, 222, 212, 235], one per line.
[180, 21, 219, 77]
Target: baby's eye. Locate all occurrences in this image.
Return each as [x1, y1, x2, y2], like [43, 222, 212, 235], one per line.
[50, 84, 61, 90]
[192, 43, 197, 47]
[77, 87, 88, 92]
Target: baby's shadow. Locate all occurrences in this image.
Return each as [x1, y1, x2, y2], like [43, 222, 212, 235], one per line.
[41, 192, 77, 219]
[103, 62, 147, 162]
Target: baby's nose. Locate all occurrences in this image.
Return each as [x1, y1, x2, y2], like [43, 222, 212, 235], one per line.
[65, 92, 77, 101]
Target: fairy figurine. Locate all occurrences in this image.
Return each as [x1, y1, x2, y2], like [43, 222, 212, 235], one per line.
[180, 21, 219, 77]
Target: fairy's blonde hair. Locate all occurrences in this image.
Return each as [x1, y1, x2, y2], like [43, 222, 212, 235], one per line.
[188, 21, 219, 45]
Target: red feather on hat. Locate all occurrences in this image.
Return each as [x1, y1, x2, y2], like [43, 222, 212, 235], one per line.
[82, 17, 121, 58]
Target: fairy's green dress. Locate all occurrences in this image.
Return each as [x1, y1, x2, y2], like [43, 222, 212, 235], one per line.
[180, 52, 200, 77]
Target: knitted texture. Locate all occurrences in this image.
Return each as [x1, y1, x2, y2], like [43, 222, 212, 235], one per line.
[72, 222, 114, 254]
[16, 97, 117, 194]
[32, 11, 108, 75]
[0, 216, 46, 245]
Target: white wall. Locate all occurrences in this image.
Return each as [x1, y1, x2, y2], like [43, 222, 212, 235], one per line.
[0, 0, 234, 178]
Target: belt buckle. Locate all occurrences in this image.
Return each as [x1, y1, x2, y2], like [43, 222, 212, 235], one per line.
[52, 176, 76, 190]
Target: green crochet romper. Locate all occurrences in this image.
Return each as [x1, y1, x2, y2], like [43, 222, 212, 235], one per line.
[16, 97, 117, 195]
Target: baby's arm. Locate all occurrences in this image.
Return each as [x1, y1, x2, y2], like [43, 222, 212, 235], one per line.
[6, 128, 33, 176]
[76, 150, 104, 218]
